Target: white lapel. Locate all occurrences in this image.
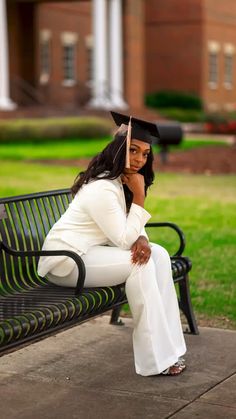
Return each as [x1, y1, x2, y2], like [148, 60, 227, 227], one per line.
[116, 176, 127, 213]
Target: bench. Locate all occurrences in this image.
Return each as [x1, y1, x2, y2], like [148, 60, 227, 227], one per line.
[0, 188, 199, 354]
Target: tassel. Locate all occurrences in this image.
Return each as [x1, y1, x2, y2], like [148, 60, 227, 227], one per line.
[125, 116, 132, 168]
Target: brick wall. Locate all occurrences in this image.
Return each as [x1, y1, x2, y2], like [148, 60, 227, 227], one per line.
[202, 0, 236, 110]
[36, 2, 92, 107]
[145, 0, 204, 96]
[145, 0, 236, 111]
[124, 0, 145, 109]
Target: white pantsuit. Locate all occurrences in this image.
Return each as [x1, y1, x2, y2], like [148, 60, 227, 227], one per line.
[38, 175, 186, 376]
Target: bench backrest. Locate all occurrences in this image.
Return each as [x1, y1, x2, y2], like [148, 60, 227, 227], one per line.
[0, 189, 72, 294]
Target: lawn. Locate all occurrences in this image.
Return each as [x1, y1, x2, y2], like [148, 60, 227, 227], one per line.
[0, 160, 235, 329]
[146, 174, 236, 329]
[0, 136, 228, 160]
[0, 161, 79, 197]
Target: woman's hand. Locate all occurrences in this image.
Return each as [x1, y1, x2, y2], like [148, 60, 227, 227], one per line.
[121, 173, 145, 207]
[121, 173, 145, 195]
[131, 235, 151, 265]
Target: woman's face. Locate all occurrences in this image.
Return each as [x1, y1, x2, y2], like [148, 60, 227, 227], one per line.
[124, 139, 151, 174]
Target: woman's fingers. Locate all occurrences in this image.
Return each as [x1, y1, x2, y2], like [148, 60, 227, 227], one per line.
[131, 247, 151, 265]
[121, 173, 145, 195]
[131, 235, 151, 265]
[121, 174, 129, 184]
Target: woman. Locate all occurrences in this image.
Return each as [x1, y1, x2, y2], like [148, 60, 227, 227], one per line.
[37, 111, 186, 377]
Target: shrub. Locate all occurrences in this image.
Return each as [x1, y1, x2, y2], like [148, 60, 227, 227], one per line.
[204, 112, 236, 134]
[0, 116, 112, 143]
[157, 108, 205, 122]
[204, 113, 227, 124]
[145, 90, 203, 110]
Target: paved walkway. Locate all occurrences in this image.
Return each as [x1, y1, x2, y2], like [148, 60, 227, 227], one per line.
[0, 316, 236, 419]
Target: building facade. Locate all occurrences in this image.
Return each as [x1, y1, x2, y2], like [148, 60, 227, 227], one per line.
[0, 0, 236, 113]
[146, 0, 236, 112]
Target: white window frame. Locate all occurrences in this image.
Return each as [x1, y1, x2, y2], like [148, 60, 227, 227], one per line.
[208, 41, 220, 89]
[208, 103, 220, 112]
[39, 30, 51, 84]
[224, 43, 234, 89]
[61, 32, 78, 87]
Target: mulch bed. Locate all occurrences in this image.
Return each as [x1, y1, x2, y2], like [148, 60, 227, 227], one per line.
[29, 144, 236, 174]
[154, 144, 236, 174]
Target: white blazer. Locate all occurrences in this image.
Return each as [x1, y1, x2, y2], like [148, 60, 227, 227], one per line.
[37, 176, 151, 277]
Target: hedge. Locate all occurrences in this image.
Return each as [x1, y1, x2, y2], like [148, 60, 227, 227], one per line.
[204, 112, 236, 134]
[145, 90, 203, 110]
[0, 116, 113, 143]
[157, 107, 205, 122]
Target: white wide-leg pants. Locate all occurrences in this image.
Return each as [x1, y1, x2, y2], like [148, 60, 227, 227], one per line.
[47, 244, 186, 376]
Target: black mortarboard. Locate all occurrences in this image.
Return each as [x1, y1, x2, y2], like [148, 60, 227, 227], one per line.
[111, 111, 160, 167]
[111, 111, 160, 144]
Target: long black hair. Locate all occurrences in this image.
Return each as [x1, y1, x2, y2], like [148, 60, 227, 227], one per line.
[71, 130, 155, 210]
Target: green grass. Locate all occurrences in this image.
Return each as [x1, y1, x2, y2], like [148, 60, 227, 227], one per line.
[0, 161, 235, 329]
[0, 136, 228, 160]
[145, 174, 236, 328]
[167, 138, 228, 152]
[0, 161, 79, 197]
[0, 138, 111, 160]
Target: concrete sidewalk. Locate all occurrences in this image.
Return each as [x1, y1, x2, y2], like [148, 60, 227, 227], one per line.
[0, 316, 236, 419]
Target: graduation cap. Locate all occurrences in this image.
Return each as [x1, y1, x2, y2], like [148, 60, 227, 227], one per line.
[111, 111, 160, 168]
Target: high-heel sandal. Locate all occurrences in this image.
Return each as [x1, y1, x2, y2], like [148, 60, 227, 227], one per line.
[160, 358, 186, 376]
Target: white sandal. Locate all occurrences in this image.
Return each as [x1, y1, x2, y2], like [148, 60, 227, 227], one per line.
[161, 358, 186, 376]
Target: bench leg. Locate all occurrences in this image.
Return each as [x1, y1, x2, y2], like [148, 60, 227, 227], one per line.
[110, 305, 125, 326]
[178, 275, 199, 335]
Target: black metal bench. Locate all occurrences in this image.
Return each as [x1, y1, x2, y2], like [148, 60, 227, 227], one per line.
[0, 188, 198, 354]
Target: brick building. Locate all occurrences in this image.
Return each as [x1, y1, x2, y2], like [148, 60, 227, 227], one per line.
[146, 0, 236, 112]
[0, 0, 236, 113]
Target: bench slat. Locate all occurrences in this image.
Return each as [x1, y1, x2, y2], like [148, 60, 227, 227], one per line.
[0, 285, 127, 350]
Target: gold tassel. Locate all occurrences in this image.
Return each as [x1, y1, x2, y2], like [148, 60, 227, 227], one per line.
[125, 116, 132, 168]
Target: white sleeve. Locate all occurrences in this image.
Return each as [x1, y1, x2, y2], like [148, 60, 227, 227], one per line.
[84, 183, 151, 250]
[140, 227, 149, 241]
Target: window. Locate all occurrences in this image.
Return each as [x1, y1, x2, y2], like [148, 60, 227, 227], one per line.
[61, 32, 78, 86]
[85, 35, 93, 85]
[224, 55, 233, 86]
[208, 41, 220, 89]
[208, 52, 218, 85]
[63, 45, 76, 82]
[39, 30, 51, 84]
[224, 44, 234, 88]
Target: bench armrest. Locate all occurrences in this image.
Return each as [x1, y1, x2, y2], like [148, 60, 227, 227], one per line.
[0, 240, 86, 295]
[145, 222, 186, 256]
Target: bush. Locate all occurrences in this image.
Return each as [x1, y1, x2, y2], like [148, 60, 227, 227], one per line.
[204, 112, 236, 134]
[204, 112, 227, 124]
[145, 90, 203, 110]
[0, 116, 113, 143]
[157, 107, 205, 122]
